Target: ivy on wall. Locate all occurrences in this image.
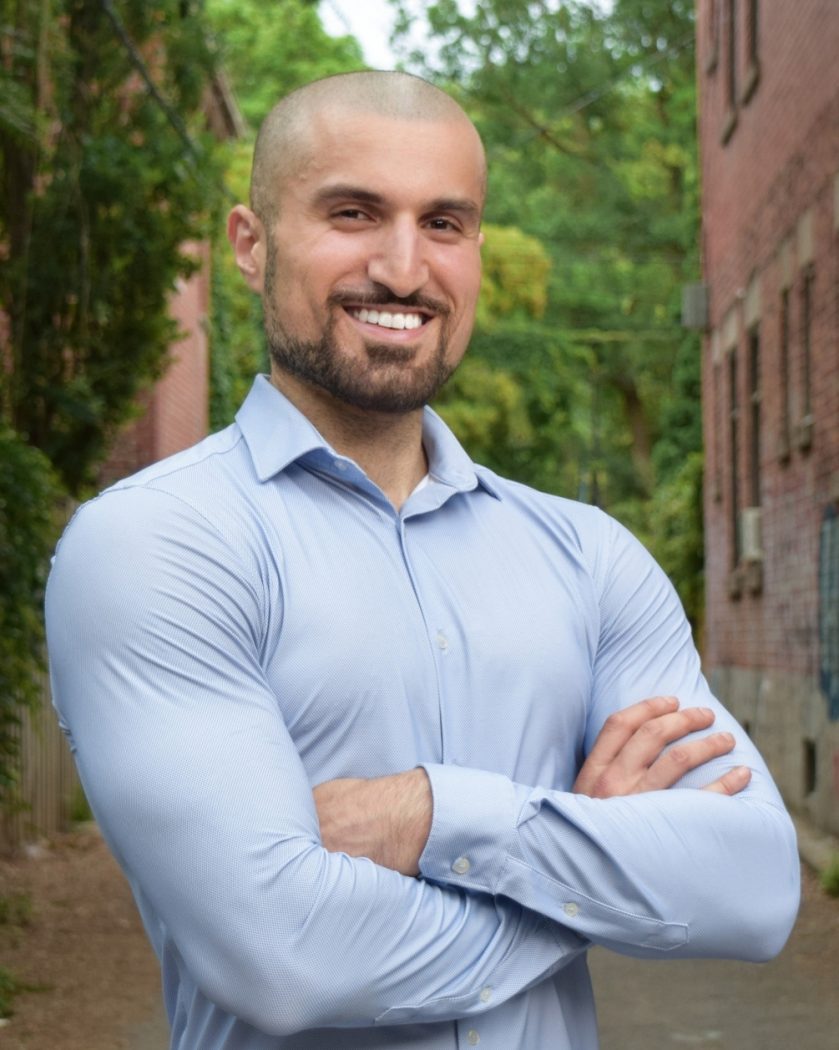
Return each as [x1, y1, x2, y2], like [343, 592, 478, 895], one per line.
[0, 0, 224, 803]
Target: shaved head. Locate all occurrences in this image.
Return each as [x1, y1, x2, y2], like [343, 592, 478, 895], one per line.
[250, 71, 486, 225]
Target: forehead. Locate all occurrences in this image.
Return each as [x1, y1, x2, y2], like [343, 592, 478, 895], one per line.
[283, 108, 486, 212]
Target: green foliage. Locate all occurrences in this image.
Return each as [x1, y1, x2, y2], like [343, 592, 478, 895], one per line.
[204, 0, 364, 128]
[2, 0, 223, 495]
[435, 322, 592, 497]
[821, 855, 839, 898]
[0, 428, 62, 805]
[0, 892, 33, 929]
[0, 966, 19, 1019]
[208, 139, 267, 428]
[0, 0, 225, 800]
[477, 223, 551, 326]
[68, 781, 93, 824]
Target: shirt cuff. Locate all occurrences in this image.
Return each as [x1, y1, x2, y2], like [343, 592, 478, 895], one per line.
[418, 763, 521, 893]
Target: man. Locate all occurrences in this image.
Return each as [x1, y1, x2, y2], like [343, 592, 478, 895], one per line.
[46, 72, 799, 1049]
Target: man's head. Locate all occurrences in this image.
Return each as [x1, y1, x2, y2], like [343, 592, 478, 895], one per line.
[228, 71, 486, 415]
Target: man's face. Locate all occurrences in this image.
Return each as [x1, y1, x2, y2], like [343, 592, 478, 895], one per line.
[260, 108, 485, 413]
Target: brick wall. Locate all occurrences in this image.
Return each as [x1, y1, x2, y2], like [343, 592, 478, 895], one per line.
[697, 0, 839, 828]
[100, 241, 210, 486]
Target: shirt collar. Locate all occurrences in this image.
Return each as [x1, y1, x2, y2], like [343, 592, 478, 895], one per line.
[235, 374, 501, 500]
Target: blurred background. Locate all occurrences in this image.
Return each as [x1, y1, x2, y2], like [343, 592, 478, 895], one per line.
[1, 1, 838, 1045]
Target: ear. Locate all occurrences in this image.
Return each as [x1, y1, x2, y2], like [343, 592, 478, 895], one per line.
[478, 230, 485, 248]
[227, 205, 267, 293]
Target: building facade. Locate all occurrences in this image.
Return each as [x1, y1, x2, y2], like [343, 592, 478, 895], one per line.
[697, 0, 839, 833]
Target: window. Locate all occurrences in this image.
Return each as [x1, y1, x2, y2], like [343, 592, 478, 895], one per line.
[705, 0, 720, 73]
[712, 357, 723, 501]
[778, 288, 791, 461]
[743, 0, 760, 102]
[722, 0, 738, 142]
[748, 326, 761, 506]
[729, 348, 741, 568]
[798, 266, 814, 450]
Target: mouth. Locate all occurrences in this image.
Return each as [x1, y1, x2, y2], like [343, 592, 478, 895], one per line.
[344, 306, 431, 332]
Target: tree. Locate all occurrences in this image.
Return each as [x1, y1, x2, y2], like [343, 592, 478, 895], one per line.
[0, 0, 224, 800]
[204, 0, 363, 127]
[2, 0, 222, 494]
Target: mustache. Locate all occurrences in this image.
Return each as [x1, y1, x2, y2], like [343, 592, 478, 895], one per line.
[329, 285, 450, 317]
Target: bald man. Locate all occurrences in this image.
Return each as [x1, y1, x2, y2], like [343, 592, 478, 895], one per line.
[46, 72, 799, 1050]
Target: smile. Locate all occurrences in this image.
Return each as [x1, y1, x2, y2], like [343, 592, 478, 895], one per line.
[348, 307, 427, 331]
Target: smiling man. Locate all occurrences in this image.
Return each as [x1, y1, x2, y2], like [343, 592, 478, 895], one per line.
[46, 72, 799, 1050]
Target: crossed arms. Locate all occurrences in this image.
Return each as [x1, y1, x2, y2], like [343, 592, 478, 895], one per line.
[45, 484, 800, 1036]
[314, 696, 753, 876]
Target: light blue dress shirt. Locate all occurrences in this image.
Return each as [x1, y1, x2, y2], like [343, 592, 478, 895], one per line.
[46, 375, 799, 1049]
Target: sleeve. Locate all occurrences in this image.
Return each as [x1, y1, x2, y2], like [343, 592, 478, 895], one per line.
[45, 486, 585, 1038]
[419, 513, 800, 962]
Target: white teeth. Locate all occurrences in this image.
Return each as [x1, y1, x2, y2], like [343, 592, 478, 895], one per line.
[351, 308, 424, 331]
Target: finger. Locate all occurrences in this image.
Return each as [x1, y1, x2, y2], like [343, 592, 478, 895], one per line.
[581, 696, 680, 774]
[643, 730, 736, 790]
[607, 707, 717, 782]
[574, 696, 680, 794]
[701, 765, 752, 796]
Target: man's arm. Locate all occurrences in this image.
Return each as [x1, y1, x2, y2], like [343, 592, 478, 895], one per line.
[316, 516, 799, 962]
[46, 486, 585, 1037]
[314, 696, 751, 876]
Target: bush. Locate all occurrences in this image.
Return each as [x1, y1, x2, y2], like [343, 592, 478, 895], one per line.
[0, 427, 63, 805]
[821, 854, 839, 898]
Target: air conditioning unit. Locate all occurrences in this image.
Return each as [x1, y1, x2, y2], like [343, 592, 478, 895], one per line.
[739, 507, 763, 562]
[681, 283, 709, 330]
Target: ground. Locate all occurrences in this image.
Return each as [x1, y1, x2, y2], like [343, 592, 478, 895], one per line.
[1, 824, 838, 1049]
[0, 824, 164, 1050]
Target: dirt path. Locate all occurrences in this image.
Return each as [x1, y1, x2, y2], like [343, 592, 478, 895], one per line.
[2, 824, 838, 1050]
[0, 825, 167, 1050]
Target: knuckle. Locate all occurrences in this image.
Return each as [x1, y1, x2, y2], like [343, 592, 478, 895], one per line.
[638, 719, 665, 743]
[667, 744, 692, 769]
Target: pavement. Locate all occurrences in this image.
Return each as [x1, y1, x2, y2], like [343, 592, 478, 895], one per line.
[591, 812, 839, 1050]
[124, 1012, 171, 1050]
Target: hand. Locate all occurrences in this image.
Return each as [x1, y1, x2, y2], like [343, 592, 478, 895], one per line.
[313, 768, 432, 876]
[573, 696, 751, 799]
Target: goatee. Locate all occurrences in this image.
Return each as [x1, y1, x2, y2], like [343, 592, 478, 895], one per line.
[264, 292, 456, 414]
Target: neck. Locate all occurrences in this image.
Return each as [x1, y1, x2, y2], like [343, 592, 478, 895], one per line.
[270, 371, 428, 510]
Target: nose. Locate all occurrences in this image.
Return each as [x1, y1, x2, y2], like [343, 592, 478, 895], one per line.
[367, 219, 429, 298]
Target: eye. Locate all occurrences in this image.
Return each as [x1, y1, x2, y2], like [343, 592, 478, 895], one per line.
[426, 217, 459, 232]
[332, 207, 374, 224]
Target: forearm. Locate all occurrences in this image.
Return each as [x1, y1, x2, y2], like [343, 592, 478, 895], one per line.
[418, 758, 799, 961]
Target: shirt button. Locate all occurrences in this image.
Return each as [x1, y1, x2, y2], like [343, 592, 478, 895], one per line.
[467, 1031, 480, 1046]
[479, 987, 493, 1004]
[563, 902, 579, 917]
[436, 631, 449, 650]
[452, 856, 471, 875]
[334, 459, 348, 471]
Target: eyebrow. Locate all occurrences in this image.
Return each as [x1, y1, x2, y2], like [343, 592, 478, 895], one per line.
[312, 184, 482, 223]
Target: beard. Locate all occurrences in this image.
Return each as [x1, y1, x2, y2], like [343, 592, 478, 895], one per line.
[263, 270, 457, 414]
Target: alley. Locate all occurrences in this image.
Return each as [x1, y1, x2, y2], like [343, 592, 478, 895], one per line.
[2, 826, 837, 1048]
